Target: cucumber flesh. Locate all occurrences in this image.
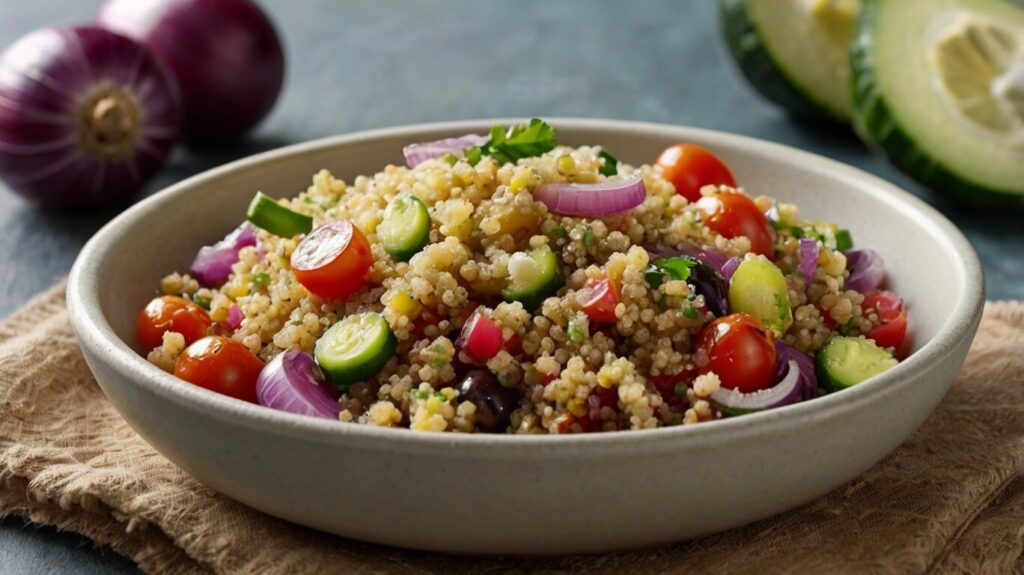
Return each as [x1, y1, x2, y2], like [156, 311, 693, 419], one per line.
[314, 312, 397, 388]
[721, 0, 859, 121]
[502, 245, 564, 311]
[377, 194, 431, 261]
[816, 335, 898, 392]
[851, 0, 1024, 205]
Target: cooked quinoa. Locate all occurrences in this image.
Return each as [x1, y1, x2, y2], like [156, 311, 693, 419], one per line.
[143, 122, 903, 433]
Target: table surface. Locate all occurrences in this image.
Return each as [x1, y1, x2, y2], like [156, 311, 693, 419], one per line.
[1, 0, 1021, 572]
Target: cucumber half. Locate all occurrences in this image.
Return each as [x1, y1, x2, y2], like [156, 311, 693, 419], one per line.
[851, 0, 1024, 205]
[314, 312, 397, 388]
[816, 335, 898, 393]
[721, 0, 859, 121]
[502, 244, 564, 311]
[377, 194, 431, 261]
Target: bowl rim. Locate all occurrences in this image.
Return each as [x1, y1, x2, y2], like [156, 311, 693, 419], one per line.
[66, 117, 985, 453]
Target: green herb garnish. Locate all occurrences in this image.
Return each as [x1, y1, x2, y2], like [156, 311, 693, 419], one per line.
[192, 296, 211, 311]
[597, 150, 618, 176]
[566, 321, 587, 342]
[682, 303, 699, 319]
[551, 225, 568, 238]
[433, 392, 448, 402]
[674, 382, 689, 398]
[251, 272, 271, 288]
[582, 224, 595, 246]
[465, 119, 557, 165]
[442, 152, 458, 166]
[835, 229, 854, 251]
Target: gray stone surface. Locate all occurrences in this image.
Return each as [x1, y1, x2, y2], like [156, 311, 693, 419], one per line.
[0, 0, 1020, 572]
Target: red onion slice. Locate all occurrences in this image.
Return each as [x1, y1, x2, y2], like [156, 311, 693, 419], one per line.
[711, 359, 804, 414]
[845, 249, 885, 293]
[721, 257, 741, 282]
[256, 350, 341, 420]
[798, 238, 819, 280]
[534, 173, 646, 217]
[189, 222, 258, 287]
[403, 134, 488, 168]
[775, 341, 818, 401]
[226, 305, 244, 330]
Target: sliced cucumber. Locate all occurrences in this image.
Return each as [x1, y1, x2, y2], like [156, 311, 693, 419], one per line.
[247, 191, 313, 237]
[816, 335, 898, 392]
[721, 0, 859, 121]
[377, 194, 431, 261]
[314, 312, 396, 388]
[501, 244, 564, 311]
[727, 258, 793, 336]
[851, 0, 1024, 205]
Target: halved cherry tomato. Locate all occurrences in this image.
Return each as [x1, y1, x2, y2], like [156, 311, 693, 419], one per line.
[655, 143, 737, 203]
[579, 278, 619, 324]
[291, 221, 372, 300]
[697, 313, 777, 394]
[137, 295, 212, 350]
[695, 191, 775, 257]
[173, 336, 264, 402]
[862, 291, 908, 350]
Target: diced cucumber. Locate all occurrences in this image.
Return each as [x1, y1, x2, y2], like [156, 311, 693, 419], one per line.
[816, 335, 898, 392]
[851, 0, 1024, 205]
[720, 0, 859, 121]
[728, 258, 793, 336]
[502, 244, 564, 310]
[377, 194, 431, 261]
[314, 312, 396, 388]
[247, 191, 314, 237]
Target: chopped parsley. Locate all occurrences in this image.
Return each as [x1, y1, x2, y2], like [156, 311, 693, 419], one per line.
[192, 296, 211, 311]
[410, 389, 429, 400]
[835, 229, 854, 251]
[442, 152, 458, 166]
[566, 321, 588, 342]
[433, 392, 448, 402]
[674, 382, 689, 398]
[682, 303, 699, 319]
[251, 272, 271, 289]
[582, 224, 595, 246]
[597, 150, 618, 176]
[464, 119, 557, 166]
[551, 225, 568, 238]
[644, 257, 694, 289]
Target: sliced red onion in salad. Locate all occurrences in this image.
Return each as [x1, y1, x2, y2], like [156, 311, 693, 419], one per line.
[256, 350, 341, 420]
[402, 134, 488, 168]
[774, 341, 818, 401]
[720, 257, 741, 282]
[798, 238, 819, 279]
[845, 249, 885, 293]
[534, 173, 646, 217]
[226, 304, 244, 330]
[189, 222, 258, 287]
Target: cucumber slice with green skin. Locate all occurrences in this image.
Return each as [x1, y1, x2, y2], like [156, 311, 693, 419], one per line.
[247, 191, 314, 237]
[816, 335, 898, 393]
[721, 0, 859, 122]
[502, 244, 564, 311]
[851, 0, 1024, 206]
[314, 312, 397, 389]
[377, 194, 431, 261]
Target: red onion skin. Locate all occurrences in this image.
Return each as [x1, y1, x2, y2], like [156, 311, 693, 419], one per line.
[534, 174, 646, 217]
[256, 350, 340, 420]
[0, 27, 181, 208]
[189, 222, 257, 286]
[845, 249, 885, 293]
[774, 341, 817, 401]
[798, 238, 819, 280]
[98, 0, 284, 143]
[403, 134, 487, 168]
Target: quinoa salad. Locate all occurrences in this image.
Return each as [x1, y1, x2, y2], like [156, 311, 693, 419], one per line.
[137, 120, 909, 434]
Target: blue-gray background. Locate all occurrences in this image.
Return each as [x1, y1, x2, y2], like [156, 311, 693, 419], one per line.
[0, 1, 1021, 572]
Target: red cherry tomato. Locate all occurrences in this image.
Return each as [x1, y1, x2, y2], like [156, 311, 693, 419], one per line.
[173, 336, 264, 402]
[695, 191, 776, 257]
[862, 291, 908, 350]
[291, 221, 372, 301]
[579, 278, 619, 324]
[655, 143, 737, 203]
[697, 313, 777, 394]
[137, 295, 212, 350]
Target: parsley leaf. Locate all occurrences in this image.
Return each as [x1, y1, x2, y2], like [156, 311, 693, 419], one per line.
[835, 229, 854, 251]
[597, 150, 618, 176]
[468, 119, 557, 165]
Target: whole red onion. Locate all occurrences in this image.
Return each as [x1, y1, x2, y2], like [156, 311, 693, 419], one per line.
[0, 26, 181, 208]
[98, 0, 285, 144]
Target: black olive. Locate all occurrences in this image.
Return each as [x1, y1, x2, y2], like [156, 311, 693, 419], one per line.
[686, 259, 729, 317]
[457, 370, 520, 433]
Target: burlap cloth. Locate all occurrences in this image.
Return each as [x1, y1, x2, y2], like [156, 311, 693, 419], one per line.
[2, 283, 1023, 574]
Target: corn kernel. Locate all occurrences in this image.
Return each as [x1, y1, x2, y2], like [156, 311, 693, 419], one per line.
[557, 155, 576, 174]
[389, 291, 421, 317]
[226, 283, 249, 298]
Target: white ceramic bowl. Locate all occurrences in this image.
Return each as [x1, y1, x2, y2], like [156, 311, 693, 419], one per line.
[67, 119, 984, 554]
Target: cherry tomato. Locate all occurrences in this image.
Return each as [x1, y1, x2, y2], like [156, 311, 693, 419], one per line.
[655, 143, 737, 203]
[862, 291, 908, 350]
[695, 191, 775, 257]
[291, 220, 372, 301]
[579, 278, 619, 324]
[173, 336, 264, 402]
[697, 313, 777, 394]
[136, 295, 212, 350]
